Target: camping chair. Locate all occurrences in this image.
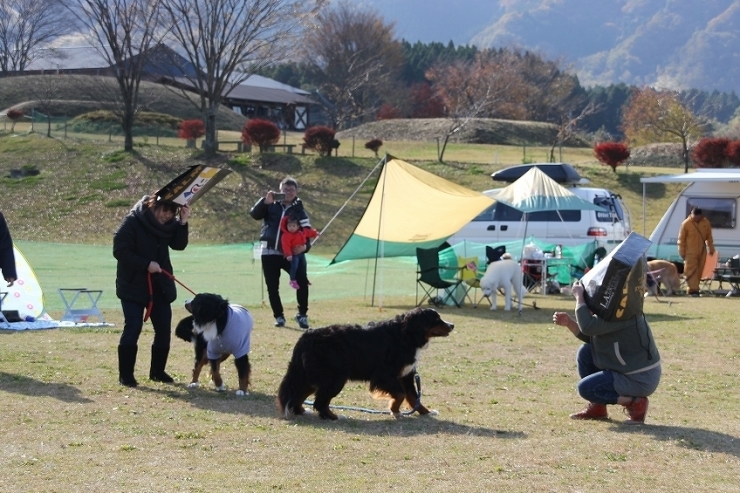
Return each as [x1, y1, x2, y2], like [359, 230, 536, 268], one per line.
[522, 259, 544, 293]
[699, 250, 719, 294]
[458, 256, 490, 308]
[415, 247, 464, 308]
[485, 245, 506, 264]
[0, 291, 8, 327]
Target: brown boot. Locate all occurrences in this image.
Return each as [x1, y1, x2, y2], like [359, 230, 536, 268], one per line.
[623, 396, 649, 424]
[570, 402, 609, 420]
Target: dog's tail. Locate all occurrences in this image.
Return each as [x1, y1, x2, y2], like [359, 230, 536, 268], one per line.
[276, 349, 310, 418]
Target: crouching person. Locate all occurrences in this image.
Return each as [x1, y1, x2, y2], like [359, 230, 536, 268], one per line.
[553, 279, 661, 424]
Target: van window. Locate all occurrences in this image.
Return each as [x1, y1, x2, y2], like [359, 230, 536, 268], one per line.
[686, 198, 737, 229]
[594, 195, 625, 222]
[492, 203, 580, 222]
[471, 204, 496, 221]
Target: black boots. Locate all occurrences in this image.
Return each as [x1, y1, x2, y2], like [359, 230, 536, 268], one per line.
[118, 345, 138, 387]
[149, 345, 174, 383]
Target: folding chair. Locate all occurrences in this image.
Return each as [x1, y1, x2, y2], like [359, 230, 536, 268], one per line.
[0, 291, 8, 327]
[521, 259, 544, 293]
[458, 256, 490, 308]
[415, 247, 464, 308]
[485, 245, 506, 264]
[700, 250, 719, 294]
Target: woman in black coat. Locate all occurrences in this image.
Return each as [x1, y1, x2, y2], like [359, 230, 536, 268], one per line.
[113, 194, 190, 387]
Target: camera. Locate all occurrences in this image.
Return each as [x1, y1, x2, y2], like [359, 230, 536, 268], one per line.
[273, 192, 286, 201]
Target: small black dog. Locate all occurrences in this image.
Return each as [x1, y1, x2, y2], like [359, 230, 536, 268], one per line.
[175, 293, 253, 395]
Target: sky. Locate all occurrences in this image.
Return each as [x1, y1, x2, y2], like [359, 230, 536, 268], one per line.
[342, 0, 502, 45]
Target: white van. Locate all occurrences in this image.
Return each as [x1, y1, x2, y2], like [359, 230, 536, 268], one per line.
[448, 164, 631, 252]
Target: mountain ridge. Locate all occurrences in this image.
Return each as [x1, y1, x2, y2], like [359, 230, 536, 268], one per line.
[352, 0, 740, 94]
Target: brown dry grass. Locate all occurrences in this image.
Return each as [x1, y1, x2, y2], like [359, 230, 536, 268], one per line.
[2, 292, 739, 492]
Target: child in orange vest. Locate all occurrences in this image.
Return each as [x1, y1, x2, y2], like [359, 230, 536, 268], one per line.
[280, 215, 319, 289]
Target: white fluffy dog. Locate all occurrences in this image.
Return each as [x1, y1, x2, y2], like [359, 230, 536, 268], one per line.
[479, 253, 525, 311]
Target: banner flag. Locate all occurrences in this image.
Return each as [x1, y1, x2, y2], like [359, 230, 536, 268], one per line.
[156, 165, 231, 205]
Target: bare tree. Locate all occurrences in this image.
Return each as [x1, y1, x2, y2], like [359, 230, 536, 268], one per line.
[427, 49, 522, 163]
[302, 1, 403, 129]
[548, 101, 601, 163]
[68, 0, 163, 152]
[160, 0, 324, 156]
[26, 72, 63, 136]
[0, 0, 73, 73]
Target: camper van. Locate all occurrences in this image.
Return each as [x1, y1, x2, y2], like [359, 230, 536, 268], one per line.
[447, 163, 631, 251]
[642, 168, 740, 262]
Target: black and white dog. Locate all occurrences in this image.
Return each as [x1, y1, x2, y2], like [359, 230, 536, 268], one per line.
[174, 293, 253, 395]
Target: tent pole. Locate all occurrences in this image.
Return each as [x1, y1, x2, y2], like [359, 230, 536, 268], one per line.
[642, 183, 646, 236]
[371, 154, 389, 308]
[519, 214, 529, 313]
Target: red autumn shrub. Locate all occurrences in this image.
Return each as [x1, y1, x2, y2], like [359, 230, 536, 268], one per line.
[409, 82, 445, 118]
[594, 142, 631, 172]
[6, 108, 24, 132]
[242, 118, 281, 152]
[365, 138, 383, 157]
[6, 108, 23, 120]
[303, 126, 336, 157]
[178, 119, 205, 140]
[726, 140, 740, 167]
[692, 137, 730, 168]
[376, 104, 402, 120]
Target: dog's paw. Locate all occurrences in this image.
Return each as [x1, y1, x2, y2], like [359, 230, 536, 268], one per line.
[213, 383, 226, 392]
[235, 390, 248, 396]
[426, 409, 440, 416]
[489, 306, 497, 311]
[392, 412, 403, 420]
[187, 382, 200, 389]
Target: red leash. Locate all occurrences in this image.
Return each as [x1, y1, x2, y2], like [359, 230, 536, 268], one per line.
[144, 269, 198, 322]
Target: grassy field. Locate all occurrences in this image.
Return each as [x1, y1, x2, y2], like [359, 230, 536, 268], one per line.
[2, 284, 739, 491]
[3, 241, 740, 491]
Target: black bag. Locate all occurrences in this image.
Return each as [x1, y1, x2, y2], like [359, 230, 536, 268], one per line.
[581, 232, 651, 321]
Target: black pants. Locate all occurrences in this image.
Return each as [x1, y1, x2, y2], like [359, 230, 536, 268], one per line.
[119, 290, 172, 348]
[262, 254, 309, 318]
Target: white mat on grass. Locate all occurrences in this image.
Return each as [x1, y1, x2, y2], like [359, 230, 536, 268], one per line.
[1, 319, 115, 331]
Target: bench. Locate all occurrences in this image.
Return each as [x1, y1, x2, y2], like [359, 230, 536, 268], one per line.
[212, 140, 251, 152]
[58, 288, 105, 323]
[266, 144, 297, 154]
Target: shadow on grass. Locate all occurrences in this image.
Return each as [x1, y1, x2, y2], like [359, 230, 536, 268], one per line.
[611, 423, 740, 458]
[141, 384, 524, 438]
[0, 371, 93, 403]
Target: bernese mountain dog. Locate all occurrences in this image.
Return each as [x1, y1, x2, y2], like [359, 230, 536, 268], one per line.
[277, 307, 453, 420]
[174, 293, 253, 395]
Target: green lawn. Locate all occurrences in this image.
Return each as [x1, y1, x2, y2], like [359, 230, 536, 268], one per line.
[2, 269, 739, 491]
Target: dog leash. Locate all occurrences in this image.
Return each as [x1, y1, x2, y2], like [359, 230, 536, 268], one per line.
[144, 269, 198, 322]
[303, 373, 424, 417]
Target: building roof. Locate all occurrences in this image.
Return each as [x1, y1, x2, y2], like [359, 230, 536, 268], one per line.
[25, 44, 314, 105]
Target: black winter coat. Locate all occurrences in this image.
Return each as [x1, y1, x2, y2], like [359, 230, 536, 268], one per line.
[113, 197, 188, 305]
[249, 197, 310, 251]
